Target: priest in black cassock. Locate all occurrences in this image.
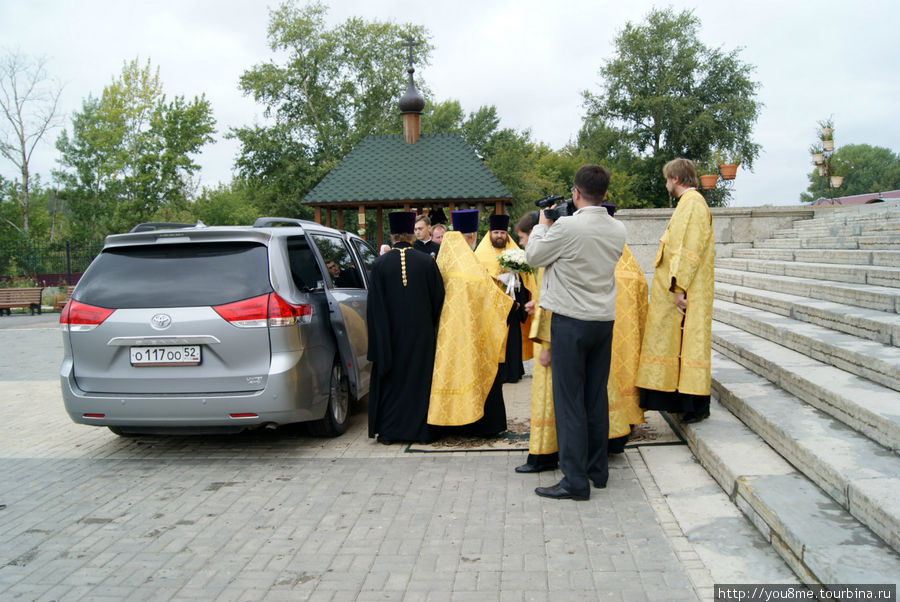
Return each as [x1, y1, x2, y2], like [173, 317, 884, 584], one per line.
[366, 211, 445, 444]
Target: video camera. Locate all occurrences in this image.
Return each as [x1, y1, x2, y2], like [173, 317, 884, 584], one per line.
[534, 195, 575, 222]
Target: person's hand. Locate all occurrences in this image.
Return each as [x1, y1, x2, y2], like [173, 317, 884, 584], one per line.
[524, 300, 536, 315]
[539, 349, 551, 367]
[674, 291, 687, 315]
[538, 206, 554, 228]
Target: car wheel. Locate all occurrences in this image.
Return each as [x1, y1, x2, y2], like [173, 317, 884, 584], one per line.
[309, 358, 351, 437]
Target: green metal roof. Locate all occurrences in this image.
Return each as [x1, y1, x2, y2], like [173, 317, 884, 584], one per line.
[302, 133, 512, 206]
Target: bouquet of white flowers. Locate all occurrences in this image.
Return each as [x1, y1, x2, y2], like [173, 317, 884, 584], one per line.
[497, 248, 533, 275]
[497, 248, 533, 296]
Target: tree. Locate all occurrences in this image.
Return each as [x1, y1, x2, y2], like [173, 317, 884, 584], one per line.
[0, 51, 63, 235]
[232, 0, 432, 216]
[582, 8, 761, 207]
[55, 58, 215, 238]
[801, 144, 900, 203]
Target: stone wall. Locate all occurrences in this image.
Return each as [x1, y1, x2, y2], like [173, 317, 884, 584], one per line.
[616, 205, 817, 277]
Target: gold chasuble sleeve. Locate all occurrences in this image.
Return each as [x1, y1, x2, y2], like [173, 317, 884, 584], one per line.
[608, 244, 649, 437]
[636, 190, 715, 396]
[428, 232, 513, 426]
[473, 236, 537, 361]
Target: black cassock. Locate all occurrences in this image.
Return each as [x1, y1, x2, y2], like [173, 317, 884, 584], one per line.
[498, 285, 529, 384]
[366, 243, 445, 442]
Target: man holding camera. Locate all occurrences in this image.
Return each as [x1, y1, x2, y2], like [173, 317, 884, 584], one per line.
[524, 164, 626, 501]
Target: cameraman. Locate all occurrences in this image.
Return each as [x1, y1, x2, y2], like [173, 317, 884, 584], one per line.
[524, 164, 626, 501]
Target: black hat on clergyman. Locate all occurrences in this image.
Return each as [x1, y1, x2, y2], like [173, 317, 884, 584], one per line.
[451, 209, 479, 233]
[388, 211, 416, 234]
[488, 214, 510, 231]
[601, 203, 617, 217]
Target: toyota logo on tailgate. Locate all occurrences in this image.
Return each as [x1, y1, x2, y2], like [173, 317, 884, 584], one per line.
[150, 314, 172, 330]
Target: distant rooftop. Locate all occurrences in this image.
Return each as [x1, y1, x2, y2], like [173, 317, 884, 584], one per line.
[302, 133, 512, 207]
[811, 190, 900, 206]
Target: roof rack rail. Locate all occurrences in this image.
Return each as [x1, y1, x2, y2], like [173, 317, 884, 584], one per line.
[130, 222, 198, 233]
[253, 217, 311, 228]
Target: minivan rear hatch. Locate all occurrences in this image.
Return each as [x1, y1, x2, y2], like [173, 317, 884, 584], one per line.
[67, 240, 274, 394]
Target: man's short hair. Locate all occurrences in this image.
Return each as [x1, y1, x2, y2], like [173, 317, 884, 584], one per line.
[415, 215, 431, 226]
[390, 233, 416, 245]
[663, 158, 699, 189]
[573, 164, 611, 204]
[431, 223, 447, 233]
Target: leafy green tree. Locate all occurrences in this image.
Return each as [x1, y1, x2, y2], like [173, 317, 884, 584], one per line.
[55, 58, 215, 238]
[801, 144, 900, 202]
[582, 7, 761, 207]
[193, 180, 265, 225]
[233, 0, 432, 216]
[0, 51, 63, 235]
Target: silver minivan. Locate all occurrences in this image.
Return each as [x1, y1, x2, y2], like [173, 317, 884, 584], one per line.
[60, 218, 375, 437]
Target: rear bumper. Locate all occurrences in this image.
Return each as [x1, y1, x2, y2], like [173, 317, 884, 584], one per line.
[59, 351, 329, 430]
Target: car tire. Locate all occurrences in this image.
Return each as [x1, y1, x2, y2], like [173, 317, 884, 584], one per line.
[309, 358, 351, 437]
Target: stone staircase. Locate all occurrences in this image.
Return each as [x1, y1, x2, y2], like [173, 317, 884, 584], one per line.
[678, 200, 900, 585]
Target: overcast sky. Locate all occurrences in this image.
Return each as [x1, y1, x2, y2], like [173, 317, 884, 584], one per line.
[2, 0, 899, 207]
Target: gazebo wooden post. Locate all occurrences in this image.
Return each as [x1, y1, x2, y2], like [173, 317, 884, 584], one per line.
[376, 208, 384, 248]
[336, 210, 344, 230]
[314, 206, 322, 224]
[449, 202, 456, 214]
[325, 209, 332, 228]
[495, 201, 503, 215]
[357, 206, 366, 239]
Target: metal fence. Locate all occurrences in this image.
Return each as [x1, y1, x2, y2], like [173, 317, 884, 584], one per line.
[1, 240, 104, 286]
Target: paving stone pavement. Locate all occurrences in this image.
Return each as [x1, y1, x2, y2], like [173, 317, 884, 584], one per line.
[0, 315, 707, 600]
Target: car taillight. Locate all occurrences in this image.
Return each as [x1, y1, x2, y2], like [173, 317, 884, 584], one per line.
[60, 300, 114, 332]
[268, 292, 312, 326]
[213, 293, 311, 328]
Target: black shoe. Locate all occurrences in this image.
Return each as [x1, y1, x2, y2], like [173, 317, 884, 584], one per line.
[681, 409, 710, 424]
[592, 480, 607, 489]
[377, 436, 395, 445]
[535, 483, 589, 501]
[515, 463, 557, 474]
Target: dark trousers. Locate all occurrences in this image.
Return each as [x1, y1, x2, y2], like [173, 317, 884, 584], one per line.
[550, 313, 614, 495]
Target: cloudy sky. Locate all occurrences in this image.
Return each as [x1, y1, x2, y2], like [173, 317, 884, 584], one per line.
[2, 0, 899, 207]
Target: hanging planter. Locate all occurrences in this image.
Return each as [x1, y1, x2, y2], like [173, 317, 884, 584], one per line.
[818, 165, 827, 177]
[830, 175, 844, 188]
[718, 163, 738, 180]
[699, 174, 718, 189]
[812, 153, 824, 165]
[823, 139, 834, 152]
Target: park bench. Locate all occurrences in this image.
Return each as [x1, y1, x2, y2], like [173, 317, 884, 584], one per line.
[0, 287, 44, 316]
[53, 286, 76, 312]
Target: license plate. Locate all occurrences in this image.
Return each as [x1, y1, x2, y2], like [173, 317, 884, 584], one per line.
[130, 345, 201, 366]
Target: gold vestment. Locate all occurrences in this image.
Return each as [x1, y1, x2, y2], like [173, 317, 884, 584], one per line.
[428, 231, 513, 425]
[635, 189, 715, 396]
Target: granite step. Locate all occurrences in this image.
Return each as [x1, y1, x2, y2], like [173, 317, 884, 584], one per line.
[753, 235, 900, 250]
[773, 222, 900, 239]
[714, 281, 900, 345]
[730, 248, 900, 267]
[711, 320, 900, 451]
[715, 267, 900, 313]
[677, 377, 900, 583]
[713, 298, 900, 391]
[716, 257, 900, 289]
[705, 350, 900, 555]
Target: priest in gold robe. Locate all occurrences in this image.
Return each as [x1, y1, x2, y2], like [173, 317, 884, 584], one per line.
[636, 158, 715, 424]
[474, 214, 536, 383]
[428, 209, 513, 436]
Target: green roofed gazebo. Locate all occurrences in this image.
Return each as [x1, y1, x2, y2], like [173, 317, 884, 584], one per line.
[302, 40, 512, 248]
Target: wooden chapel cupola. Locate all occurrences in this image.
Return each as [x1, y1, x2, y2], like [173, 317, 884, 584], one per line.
[399, 36, 425, 144]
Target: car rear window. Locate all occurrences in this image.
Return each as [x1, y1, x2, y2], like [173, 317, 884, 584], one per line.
[76, 242, 272, 308]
